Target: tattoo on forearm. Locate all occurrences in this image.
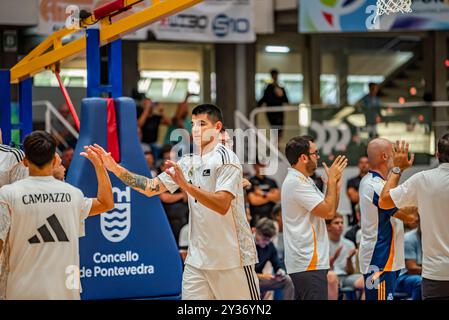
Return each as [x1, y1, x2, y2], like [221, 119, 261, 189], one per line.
[119, 171, 148, 191]
[148, 179, 160, 192]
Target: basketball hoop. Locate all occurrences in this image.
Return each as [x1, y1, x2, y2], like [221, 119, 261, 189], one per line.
[376, 0, 412, 17]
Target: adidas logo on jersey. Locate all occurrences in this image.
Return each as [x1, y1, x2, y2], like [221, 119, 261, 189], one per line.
[28, 214, 69, 244]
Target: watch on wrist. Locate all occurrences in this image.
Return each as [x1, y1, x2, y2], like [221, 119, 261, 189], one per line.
[392, 167, 402, 175]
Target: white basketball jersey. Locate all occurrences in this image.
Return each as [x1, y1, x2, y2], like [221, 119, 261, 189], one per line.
[0, 145, 25, 188]
[0, 176, 92, 300]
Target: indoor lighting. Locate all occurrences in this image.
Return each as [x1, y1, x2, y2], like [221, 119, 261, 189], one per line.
[265, 46, 290, 54]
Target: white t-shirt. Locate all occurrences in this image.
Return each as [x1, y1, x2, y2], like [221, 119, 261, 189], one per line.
[329, 237, 356, 276]
[158, 143, 257, 270]
[358, 171, 404, 274]
[390, 163, 449, 281]
[0, 176, 92, 300]
[178, 223, 189, 249]
[281, 167, 329, 274]
[0, 145, 25, 187]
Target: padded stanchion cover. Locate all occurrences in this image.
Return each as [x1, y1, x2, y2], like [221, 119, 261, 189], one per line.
[67, 97, 182, 300]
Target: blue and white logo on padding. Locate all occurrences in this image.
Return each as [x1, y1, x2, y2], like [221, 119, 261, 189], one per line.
[101, 187, 131, 242]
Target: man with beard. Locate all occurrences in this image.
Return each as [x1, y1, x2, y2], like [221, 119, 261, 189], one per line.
[281, 135, 348, 300]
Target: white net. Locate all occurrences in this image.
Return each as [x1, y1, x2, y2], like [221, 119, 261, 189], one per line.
[376, 0, 412, 16]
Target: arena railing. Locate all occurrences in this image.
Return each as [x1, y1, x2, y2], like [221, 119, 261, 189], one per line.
[249, 102, 449, 166]
[32, 100, 79, 151]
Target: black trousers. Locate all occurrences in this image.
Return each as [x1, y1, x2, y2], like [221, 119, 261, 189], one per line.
[422, 278, 449, 300]
[289, 269, 328, 300]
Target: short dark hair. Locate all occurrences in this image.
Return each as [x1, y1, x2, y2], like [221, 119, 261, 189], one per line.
[23, 131, 57, 168]
[255, 218, 277, 238]
[161, 144, 173, 155]
[192, 104, 223, 124]
[438, 133, 449, 163]
[271, 203, 282, 218]
[285, 135, 314, 166]
[255, 155, 269, 166]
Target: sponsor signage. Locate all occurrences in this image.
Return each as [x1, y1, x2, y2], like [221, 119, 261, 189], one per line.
[151, 0, 255, 43]
[299, 0, 449, 33]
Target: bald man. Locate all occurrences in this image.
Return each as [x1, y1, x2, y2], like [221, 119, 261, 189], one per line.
[358, 138, 417, 300]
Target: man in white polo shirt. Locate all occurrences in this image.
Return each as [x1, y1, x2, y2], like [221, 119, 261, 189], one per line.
[92, 104, 259, 300]
[380, 135, 449, 300]
[281, 135, 348, 300]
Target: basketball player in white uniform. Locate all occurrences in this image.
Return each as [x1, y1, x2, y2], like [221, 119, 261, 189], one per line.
[0, 131, 114, 299]
[0, 141, 25, 188]
[1, 130, 65, 187]
[91, 104, 260, 300]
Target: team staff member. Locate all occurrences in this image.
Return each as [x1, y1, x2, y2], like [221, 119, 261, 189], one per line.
[359, 138, 417, 300]
[91, 104, 259, 300]
[281, 135, 348, 300]
[0, 131, 114, 299]
[380, 136, 449, 300]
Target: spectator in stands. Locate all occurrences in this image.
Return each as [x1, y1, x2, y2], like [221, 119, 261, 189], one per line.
[164, 93, 193, 146]
[157, 144, 177, 171]
[254, 218, 294, 300]
[137, 97, 171, 161]
[345, 204, 361, 247]
[158, 156, 189, 245]
[396, 221, 422, 300]
[327, 213, 364, 298]
[327, 271, 340, 300]
[257, 69, 289, 138]
[61, 147, 74, 173]
[143, 150, 158, 178]
[361, 83, 382, 139]
[247, 159, 280, 226]
[270, 204, 284, 263]
[403, 210, 420, 233]
[311, 172, 324, 192]
[138, 127, 151, 153]
[52, 153, 66, 181]
[346, 155, 369, 226]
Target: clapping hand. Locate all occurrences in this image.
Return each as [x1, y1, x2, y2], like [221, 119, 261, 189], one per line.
[393, 140, 414, 171]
